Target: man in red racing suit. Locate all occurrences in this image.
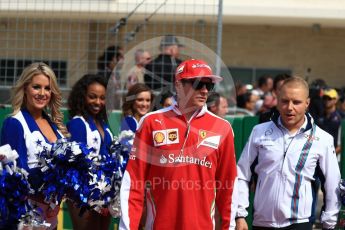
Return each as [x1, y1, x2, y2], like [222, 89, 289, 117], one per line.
[119, 59, 238, 229]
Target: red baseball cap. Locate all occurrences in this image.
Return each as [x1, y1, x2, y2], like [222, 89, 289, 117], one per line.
[175, 59, 223, 83]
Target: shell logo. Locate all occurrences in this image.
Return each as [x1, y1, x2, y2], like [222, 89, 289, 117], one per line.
[154, 132, 165, 144]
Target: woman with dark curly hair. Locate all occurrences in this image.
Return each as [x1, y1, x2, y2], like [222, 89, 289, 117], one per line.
[66, 74, 113, 230]
[120, 83, 154, 134]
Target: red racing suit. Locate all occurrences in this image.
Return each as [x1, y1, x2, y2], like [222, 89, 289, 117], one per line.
[119, 104, 238, 230]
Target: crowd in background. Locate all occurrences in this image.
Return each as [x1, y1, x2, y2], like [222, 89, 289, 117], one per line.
[235, 75, 345, 155]
[93, 35, 345, 160]
[1, 34, 345, 229]
[2, 35, 344, 159]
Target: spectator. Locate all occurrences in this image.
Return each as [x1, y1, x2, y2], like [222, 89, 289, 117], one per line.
[337, 95, 345, 118]
[66, 74, 113, 230]
[98, 45, 124, 110]
[311, 87, 342, 224]
[252, 74, 273, 98]
[97, 45, 124, 82]
[126, 49, 152, 90]
[252, 75, 273, 115]
[259, 73, 291, 123]
[207, 92, 229, 118]
[236, 92, 257, 116]
[308, 79, 327, 126]
[120, 59, 238, 229]
[319, 88, 342, 154]
[236, 77, 341, 230]
[235, 82, 248, 96]
[144, 35, 183, 93]
[160, 90, 174, 108]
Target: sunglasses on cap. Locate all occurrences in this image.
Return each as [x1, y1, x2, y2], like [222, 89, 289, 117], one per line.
[181, 79, 215, 91]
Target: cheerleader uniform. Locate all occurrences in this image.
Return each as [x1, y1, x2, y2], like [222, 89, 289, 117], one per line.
[1, 108, 64, 230]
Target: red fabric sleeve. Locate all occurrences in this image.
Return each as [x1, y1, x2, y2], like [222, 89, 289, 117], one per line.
[215, 125, 237, 229]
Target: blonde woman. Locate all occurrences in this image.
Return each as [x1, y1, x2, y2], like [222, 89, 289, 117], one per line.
[1, 62, 68, 230]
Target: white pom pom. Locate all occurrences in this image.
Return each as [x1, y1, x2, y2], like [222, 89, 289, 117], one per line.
[0, 144, 19, 164]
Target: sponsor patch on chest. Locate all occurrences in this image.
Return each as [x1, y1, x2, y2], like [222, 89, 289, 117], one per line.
[153, 128, 179, 146]
[258, 138, 275, 147]
[303, 134, 320, 141]
[197, 129, 221, 149]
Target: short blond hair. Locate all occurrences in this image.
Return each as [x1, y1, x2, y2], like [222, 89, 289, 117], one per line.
[280, 76, 309, 98]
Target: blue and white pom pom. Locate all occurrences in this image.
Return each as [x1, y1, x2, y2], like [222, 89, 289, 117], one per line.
[37, 139, 94, 209]
[119, 130, 135, 149]
[88, 136, 130, 217]
[37, 137, 130, 217]
[19, 208, 51, 229]
[0, 144, 32, 228]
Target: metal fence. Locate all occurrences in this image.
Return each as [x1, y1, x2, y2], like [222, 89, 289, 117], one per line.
[0, 0, 222, 105]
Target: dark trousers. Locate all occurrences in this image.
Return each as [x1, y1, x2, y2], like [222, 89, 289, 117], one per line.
[253, 222, 312, 230]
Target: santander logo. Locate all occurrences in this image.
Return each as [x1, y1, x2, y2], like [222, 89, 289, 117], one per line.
[159, 154, 212, 169]
[160, 155, 168, 164]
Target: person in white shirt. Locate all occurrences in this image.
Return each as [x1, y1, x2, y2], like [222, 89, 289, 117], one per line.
[235, 76, 341, 230]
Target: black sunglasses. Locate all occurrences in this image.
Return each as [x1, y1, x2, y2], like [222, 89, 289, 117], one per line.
[323, 96, 335, 101]
[181, 79, 215, 91]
